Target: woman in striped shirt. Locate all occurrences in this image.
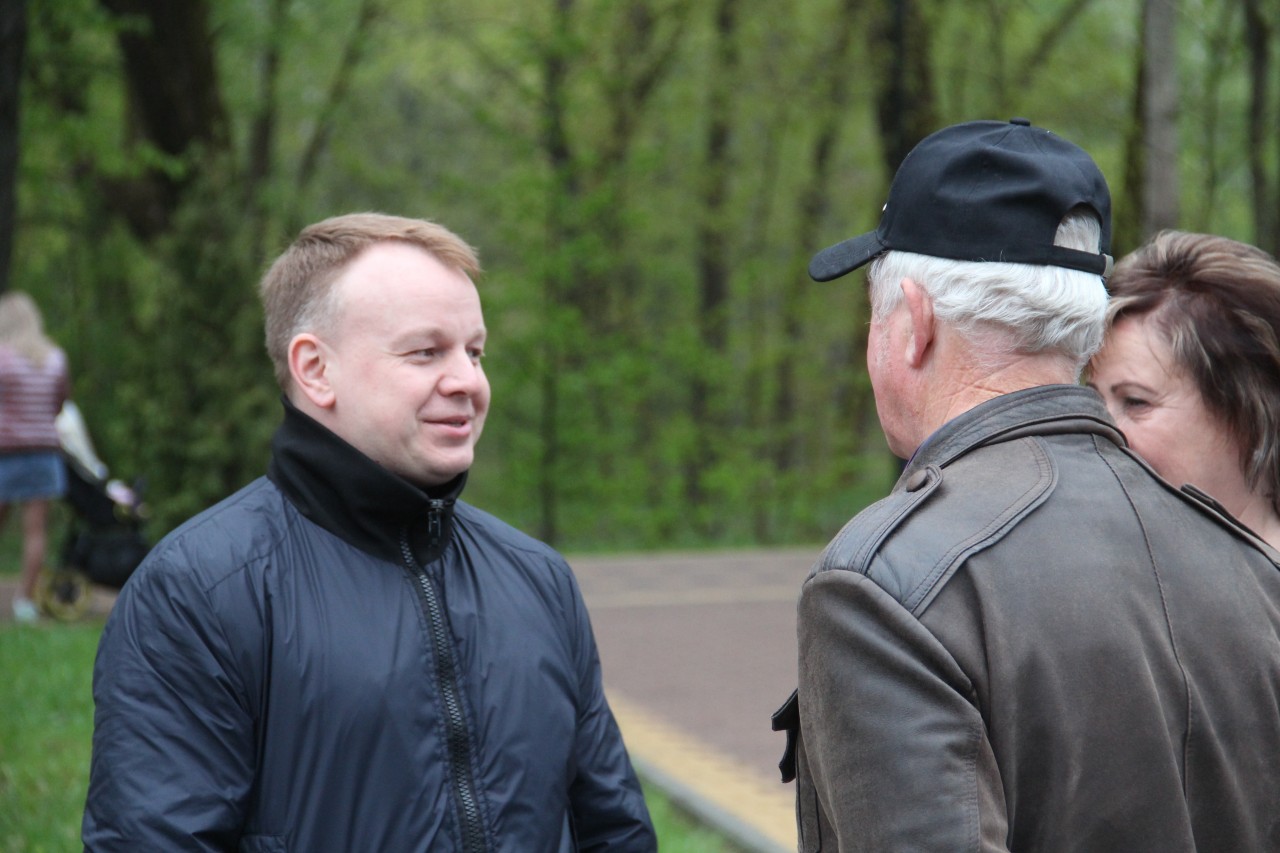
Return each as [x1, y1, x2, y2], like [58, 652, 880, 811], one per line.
[0, 292, 69, 623]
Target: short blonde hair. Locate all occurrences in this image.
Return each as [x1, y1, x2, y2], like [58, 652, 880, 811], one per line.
[259, 212, 481, 390]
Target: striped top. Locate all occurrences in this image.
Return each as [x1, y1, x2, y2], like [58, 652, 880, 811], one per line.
[0, 344, 69, 452]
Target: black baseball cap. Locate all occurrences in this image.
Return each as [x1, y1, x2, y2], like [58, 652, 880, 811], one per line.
[809, 118, 1113, 282]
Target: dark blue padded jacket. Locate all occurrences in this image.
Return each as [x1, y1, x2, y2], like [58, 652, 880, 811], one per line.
[83, 400, 655, 852]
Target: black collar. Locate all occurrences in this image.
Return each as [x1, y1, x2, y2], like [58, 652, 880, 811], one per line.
[267, 398, 465, 566]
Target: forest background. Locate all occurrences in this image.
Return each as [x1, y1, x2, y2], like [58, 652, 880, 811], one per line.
[1, 0, 1277, 552]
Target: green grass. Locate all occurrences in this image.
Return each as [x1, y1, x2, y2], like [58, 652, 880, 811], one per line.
[0, 622, 733, 851]
[643, 782, 736, 851]
[0, 622, 100, 853]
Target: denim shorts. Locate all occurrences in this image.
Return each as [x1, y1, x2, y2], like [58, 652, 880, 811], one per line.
[0, 450, 68, 502]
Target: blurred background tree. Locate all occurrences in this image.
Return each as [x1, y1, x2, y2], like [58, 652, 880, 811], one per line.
[4, 0, 1278, 551]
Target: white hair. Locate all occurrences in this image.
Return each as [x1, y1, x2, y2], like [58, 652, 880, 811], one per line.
[867, 209, 1108, 374]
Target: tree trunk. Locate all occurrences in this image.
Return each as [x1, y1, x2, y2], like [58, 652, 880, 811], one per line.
[1275, 48, 1280, 257]
[772, 0, 861, 479]
[295, 0, 381, 193]
[1188, 1, 1237, 231]
[1243, 0, 1275, 255]
[247, 0, 287, 191]
[533, 0, 581, 545]
[695, 0, 738, 357]
[0, 0, 26, 293]
[871, 0, 937, 174]
[686, 0, 740, 516]
[96, 0, 227, 240]
[245, 0, 289, 262]
[1115, 3, 1147, 255]
[1140, 0, 1179, 237]
[596, 0, 685, 328]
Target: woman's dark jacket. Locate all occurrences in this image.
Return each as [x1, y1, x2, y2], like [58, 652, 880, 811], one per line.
[83, 401, 655, 852]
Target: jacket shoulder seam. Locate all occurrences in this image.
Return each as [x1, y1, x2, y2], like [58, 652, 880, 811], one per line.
[814, 468, 942, 578]
[823, 437, 1058, 614]
[896, 438, 1057, 613]
[141, 478, 293, 594]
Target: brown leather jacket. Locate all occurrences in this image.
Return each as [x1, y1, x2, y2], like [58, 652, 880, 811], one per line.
[774, 385, 1280, 852]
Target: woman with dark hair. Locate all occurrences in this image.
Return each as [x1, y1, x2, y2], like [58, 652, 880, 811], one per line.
[0, 291, 69, 622]
[1089, 230, 1280, 549]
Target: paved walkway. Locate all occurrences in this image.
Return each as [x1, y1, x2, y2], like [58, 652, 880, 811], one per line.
[2, 546, 818, 851]
[570, 548, 818, 852]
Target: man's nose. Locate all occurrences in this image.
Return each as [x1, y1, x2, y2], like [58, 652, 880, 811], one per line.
[439, 349, 484, 393]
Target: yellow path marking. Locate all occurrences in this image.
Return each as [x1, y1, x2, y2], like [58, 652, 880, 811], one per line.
[608, 691, 796, 852]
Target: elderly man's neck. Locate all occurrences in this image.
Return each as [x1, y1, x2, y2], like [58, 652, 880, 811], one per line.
[902, 335, 1080, 456]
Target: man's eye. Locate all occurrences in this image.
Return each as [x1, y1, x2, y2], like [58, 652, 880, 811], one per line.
[1122, 396, 1150, 410]
[469, 349, 485, 361]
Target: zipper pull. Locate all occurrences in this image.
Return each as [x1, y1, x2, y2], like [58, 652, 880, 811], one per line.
[427, 499, 445, 547]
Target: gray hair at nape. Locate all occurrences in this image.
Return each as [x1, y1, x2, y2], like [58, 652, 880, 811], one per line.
[866, 208, 1108, 376]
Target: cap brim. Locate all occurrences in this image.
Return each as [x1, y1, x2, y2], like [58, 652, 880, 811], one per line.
[808, 231, 885, 282]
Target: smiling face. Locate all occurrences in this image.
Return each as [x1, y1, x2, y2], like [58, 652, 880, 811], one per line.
[1089, 313, 1242, 497]
[309, 241, 490, 487]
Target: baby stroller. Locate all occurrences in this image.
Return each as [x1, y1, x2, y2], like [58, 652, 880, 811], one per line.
[41, 402, 150, 621]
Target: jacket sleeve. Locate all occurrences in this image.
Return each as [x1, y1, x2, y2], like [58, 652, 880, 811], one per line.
[563, 569, 657, 852]
[82, 554, 256, 851]
[797, 569, 1010, 852]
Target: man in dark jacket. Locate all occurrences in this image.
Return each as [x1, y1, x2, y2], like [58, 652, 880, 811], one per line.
[773, 120, 1280, 851]
[83, 213, 656, 852]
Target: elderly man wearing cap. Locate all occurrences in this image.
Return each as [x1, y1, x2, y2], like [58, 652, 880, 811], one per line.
[772, 119, 1280, 851]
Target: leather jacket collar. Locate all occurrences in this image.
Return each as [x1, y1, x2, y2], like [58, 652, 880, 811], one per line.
[906, 385, 1125, 475]
[267, 397, 465, 566]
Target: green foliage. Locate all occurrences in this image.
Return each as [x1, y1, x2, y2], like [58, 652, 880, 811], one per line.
[20, 164, 278, 533]
[12, 0, 1280, 549]
[120, 167, 279, 526]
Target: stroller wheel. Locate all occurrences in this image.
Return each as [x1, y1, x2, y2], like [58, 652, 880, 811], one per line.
[41, 568, 92, 622]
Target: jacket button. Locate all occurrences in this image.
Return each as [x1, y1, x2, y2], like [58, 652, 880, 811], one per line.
[903, 469, 930, 492]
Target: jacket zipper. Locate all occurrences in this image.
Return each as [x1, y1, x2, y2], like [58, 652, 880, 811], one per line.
[401, 502, 489, 853]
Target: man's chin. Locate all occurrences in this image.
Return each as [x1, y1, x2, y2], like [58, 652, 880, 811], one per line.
[403, 455, 473, 489]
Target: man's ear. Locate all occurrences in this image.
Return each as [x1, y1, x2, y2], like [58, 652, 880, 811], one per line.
[900, 277, 935, 369]
[288, 334, 336, 409]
